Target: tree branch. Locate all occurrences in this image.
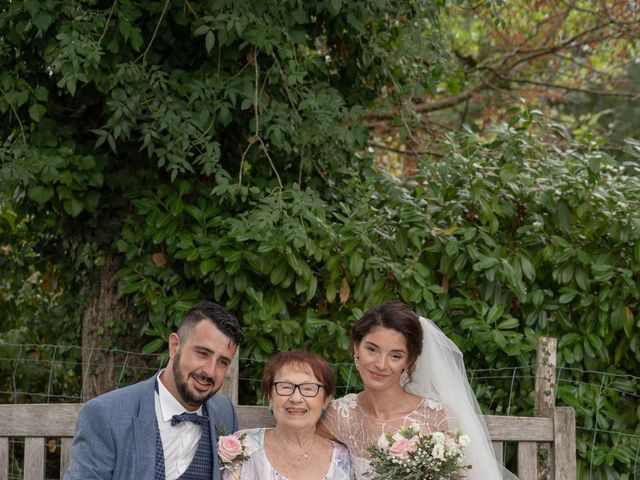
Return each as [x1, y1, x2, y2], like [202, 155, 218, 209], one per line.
[0, 86, 26, 145]
[99, 0, 118, 45]
[136, 0, 171, 64]
[366, 87, 481, 122]
[368, 141, 444, 158]
[503, 76, 639, 99]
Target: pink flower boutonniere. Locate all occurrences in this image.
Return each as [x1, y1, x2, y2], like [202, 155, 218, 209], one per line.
[217, 433, 249, 474]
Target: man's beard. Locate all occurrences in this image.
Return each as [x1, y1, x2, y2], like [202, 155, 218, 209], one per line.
[172, 350, 219, 407]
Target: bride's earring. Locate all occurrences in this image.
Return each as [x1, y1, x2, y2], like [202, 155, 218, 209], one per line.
[400, 369, 409, 386]
[353, 355, 359, 368]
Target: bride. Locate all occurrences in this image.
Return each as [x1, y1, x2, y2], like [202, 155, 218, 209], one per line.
[318, 301, 518, 479]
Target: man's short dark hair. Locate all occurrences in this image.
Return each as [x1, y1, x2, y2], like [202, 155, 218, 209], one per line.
[178, 300, 244, 346]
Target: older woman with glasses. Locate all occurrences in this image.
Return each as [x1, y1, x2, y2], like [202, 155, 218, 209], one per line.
[223, 350, 352, 480]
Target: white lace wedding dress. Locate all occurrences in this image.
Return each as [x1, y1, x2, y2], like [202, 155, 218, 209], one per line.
[321, 393, 450, 479]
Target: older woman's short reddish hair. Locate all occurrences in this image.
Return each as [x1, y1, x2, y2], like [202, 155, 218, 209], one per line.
[261, 350, 336, 398]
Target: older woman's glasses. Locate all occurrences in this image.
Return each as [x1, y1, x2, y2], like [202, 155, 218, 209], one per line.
[272, 382, 325, 397]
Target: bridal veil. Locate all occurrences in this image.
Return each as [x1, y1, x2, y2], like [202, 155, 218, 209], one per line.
[405, 317, 518, 480]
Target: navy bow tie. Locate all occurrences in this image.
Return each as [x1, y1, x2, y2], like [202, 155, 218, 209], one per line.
[171, 412, 209, 427]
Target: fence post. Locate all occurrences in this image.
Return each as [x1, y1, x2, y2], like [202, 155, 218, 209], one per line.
[222, 349, 239, 405]
[535, 336, 557, 479]
[535, 336, 557, 417]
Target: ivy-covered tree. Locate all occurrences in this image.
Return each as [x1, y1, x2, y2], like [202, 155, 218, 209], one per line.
[0, 0, 450, 395]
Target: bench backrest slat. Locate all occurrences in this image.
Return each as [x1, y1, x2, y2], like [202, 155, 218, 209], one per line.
[517, 441, 538, 480]
[25, 438, 45, 480]
[60, 438, 73, 480]
[1, 437, 9, 480]
[484, 414, 554, 442]
[554, 407, 577, 479]
[0, 404, 81, 437]
[0, 404, 558, 441]
[492, 441, 504, 464]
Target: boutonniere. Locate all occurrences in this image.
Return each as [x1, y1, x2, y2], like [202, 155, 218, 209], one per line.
[217, 432, 249, 472]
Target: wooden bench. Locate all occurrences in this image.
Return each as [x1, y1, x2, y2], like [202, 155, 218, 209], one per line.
[0, 337, 576, 479]
[0, 403, 575, 480]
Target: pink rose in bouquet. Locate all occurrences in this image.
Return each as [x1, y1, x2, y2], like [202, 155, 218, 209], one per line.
[389, 437, 417, 457]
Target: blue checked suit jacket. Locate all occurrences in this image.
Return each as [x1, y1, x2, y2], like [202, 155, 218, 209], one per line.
[64, 375, 238, 480]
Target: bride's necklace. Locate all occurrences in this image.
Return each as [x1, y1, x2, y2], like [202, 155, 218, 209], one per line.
[272, 430, 316, 459]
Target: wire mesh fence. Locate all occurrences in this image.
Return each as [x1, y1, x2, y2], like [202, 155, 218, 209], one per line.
[1, 342, 638, 479]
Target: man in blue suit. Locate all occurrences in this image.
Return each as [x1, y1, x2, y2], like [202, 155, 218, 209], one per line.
[65, 300, 244, 480]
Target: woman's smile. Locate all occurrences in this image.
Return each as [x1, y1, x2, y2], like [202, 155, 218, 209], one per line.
[367, 371, 388, 381]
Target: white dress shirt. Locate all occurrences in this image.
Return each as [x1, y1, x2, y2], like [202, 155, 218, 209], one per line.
[155, 370, 205, 480]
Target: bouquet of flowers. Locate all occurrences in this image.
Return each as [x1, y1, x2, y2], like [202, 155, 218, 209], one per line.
[366, 424, 471, 479]
[217, 432, 249, 478]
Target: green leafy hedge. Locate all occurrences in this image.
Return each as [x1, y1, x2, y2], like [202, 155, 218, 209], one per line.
[112, 112, 640, 476]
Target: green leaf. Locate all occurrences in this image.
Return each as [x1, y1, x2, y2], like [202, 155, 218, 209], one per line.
[256, 336, 274, 354]
[143, 338, 166, 354]
[349, 252, 363, 277]
[634, 242, 640, 264]
[28, 186, 54, 204]
[200, 258, 217, 275]
[497, 318, 519, 329]
[611, 303, 626, 331]
[559, 332, 582, 348]
[531, 290, 544, 308]
[473, 256, 499, 271]
[119, 19, 131, 41]
[63, 198, 84, 217]
[556, 201, 570, 232]
[445, 239, 458, 256]
[306, 276, 318, 301]
[486, 304, 504, 324]
[24, 0, 40, 16]
[558, 291, 577, 304]
[28, 103, 46, 122]
[205, 31, 215, 53]
[394, 230, 407, 257]
[492, 330, 507, 348]
[194, 25, 210, 36]
[624, 307, 634, 338]
[519, 255, 535, 281]
[33, 11, 53, 31]
[130, 28, 144, 50]
[33, 86, 49, 101]
[326, 282, 336, 303]
[460, 318, 481, 330]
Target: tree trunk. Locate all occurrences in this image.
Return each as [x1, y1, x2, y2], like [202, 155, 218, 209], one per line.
[81, 255, 148, 400]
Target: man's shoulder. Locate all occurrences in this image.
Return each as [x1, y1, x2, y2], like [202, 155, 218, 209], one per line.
[206, 393, 237, 432]
[83, 375, 156, 410]
[206, 392, 234, 411]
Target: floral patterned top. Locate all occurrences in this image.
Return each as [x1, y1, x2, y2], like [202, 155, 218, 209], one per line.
[223, 428, 352, 480]
[320, 393, 450, 479]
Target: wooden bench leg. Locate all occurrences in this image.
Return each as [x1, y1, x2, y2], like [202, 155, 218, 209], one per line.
[554, 407, 576, 480]
[518, 441, 538, 480]
[24, 438, 45, 480]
